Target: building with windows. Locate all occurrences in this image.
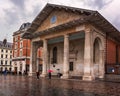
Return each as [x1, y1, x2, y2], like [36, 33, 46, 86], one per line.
[12, 22, 42, 75]
[22, 3, 120, 81]
[0, 39, 12, 73]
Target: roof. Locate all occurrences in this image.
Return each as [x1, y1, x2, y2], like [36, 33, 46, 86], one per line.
[22, 3, 120, 42]
[13, 22, 31, 36]
[0, 40, 13, 49]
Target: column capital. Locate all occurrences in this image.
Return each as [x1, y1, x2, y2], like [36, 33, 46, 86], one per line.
[64, 34, 69, 38]
[84, 25, 94, 33]
[43, 39, 47, 41]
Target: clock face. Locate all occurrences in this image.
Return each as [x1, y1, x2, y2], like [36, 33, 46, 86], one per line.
[50, 16, 57, 24]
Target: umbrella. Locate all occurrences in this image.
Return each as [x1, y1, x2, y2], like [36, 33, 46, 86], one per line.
[48, 69, 53, 73]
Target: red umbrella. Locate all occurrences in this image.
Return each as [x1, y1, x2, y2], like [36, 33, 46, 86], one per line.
[48, 69, 53, 73]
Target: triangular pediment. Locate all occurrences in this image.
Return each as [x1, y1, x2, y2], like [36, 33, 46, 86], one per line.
[36, 9, 90, 32]
[27, 3, 95, 33]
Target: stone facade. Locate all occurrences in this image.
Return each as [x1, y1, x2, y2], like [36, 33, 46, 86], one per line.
[22, 4, 120, 81]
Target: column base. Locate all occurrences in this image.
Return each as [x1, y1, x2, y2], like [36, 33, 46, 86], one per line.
[99, 75, 104, 79]
[83, 75, 95, 81]
[28, 72, 36, 76]
[61, 74, 69, 79]
[40, 74, 47, 77]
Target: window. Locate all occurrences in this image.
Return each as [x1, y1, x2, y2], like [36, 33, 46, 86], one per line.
[10, 61, 12, 65]
[5, 61, 7, 65]
[1, 54, 3, 58]
[20, 50, 22, 57]
[1, 60, 3, 65]
[6, 55, 7, 58]
[53, 47, 57, 64]
[14, 51, 17, 57]
[15, 43, 17, 49]
[6, 50, 8, 53]
[69, 62, 73, 71]
[10, 50, 12, 53]
[1, 67, 3, 71]
[1, 49, 3, 52]
[51, 16, 57, 24]
[5, 67, 7, 70]
[10, 55, 12, 59]
[9, 68, 11, 71]
[20, 41, 22, 48]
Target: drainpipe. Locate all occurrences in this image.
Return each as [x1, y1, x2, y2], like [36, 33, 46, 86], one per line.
[105, 33, 107, 74]
[26, 39, 28, 73]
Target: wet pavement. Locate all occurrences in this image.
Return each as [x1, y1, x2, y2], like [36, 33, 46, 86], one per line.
[0, 75, 120, 96]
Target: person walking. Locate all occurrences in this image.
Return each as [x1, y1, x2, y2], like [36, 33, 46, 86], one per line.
[4, 70, 7, 76]
[48, 69, 53, 79]
[36, 71, 40, 79]
[48, 71, 51, 79]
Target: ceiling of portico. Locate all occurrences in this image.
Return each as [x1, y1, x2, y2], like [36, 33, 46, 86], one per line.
[48, 31, 84, 44]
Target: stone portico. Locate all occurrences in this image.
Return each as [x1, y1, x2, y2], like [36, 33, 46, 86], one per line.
[22, 4, 120, 81]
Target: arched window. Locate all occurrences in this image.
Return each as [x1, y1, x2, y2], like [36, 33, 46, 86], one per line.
[53, 47, 57, 63]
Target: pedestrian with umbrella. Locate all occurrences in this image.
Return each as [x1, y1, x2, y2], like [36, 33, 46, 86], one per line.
[48, 69, 53, 79]
[36, 71, 40, 79]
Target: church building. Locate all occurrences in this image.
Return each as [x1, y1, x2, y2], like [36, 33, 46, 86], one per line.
[22, 3, 120, 81]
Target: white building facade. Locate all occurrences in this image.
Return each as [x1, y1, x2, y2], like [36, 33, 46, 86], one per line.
[0, 39, 12, 73]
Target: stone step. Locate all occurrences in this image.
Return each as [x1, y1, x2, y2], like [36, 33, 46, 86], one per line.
[104, 74, 120, 82]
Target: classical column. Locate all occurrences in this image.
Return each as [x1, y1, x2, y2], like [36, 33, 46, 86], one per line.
[22, 62, 26, 74]
[29, 41, 37, 76]
[36, 58, 39, 72]
[41, 39, 48, 77]
[17, 63, 20, 74]
[99, 50, 104, 78]
[61, 34, 69, 79]
[83, 28, 94, 81]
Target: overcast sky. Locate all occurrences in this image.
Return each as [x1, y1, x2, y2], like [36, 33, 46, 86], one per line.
[0, 0, 120, 42]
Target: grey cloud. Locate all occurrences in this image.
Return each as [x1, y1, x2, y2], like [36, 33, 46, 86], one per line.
[32, 5, 43, 17]
[113, 16, 120, 31]
[84, 0, 113, 9]
[3, 9, 20, 25]
[10, 0, 25, 9]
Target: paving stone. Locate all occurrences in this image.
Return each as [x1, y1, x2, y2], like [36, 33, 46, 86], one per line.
[0, 75, 120, 96]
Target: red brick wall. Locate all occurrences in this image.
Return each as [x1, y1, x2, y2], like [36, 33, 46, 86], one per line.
[106, 39, 116, 64]
[26, 59, 30, 64]
[37, 48, 42, 57]
[13, 34, 42, 65]
[118, 46, 120, 63]
[22, 39, 31, 57]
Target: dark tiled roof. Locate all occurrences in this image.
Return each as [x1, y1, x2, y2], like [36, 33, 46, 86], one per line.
[13, 22, 31, 36]
[0, 41, 13, 49]
[19, 22, 31, 30]
[22, 3, 120, 42]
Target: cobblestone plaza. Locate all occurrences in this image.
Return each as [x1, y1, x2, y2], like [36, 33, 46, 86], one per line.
[0, 75, 120, 96]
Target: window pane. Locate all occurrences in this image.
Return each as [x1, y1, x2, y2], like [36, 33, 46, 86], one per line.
[69, 62, 73, 71]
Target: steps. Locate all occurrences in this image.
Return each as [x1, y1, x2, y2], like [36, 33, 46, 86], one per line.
[104, 74, 120, 82]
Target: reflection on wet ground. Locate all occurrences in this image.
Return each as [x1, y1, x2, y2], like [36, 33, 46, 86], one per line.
[0, 75, 120, 96]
